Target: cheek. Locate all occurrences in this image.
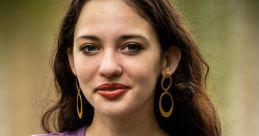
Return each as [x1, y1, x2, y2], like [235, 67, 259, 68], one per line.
[74, 56, 99, 87]
[74, 57, 99, 104]
[123, 54, 161, 92]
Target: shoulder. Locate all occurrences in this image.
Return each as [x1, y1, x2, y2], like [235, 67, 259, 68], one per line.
[31, 127, 85, 136]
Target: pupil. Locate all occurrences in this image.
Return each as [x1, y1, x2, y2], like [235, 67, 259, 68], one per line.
[128, 44, 138, 51]
[88, 46, 96, 51]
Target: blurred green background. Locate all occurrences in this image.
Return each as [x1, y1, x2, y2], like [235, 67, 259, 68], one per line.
[0, 0, 258, 136]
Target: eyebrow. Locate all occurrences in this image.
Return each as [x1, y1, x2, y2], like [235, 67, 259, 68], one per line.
[75, 34, 150, 44]
[76, 35, 100, 42]
[119, 34, 149, 43]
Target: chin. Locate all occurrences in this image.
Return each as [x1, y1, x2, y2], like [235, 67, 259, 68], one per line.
[96, 104, 134, 117]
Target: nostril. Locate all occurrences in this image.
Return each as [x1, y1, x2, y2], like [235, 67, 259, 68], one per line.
[99, 66, 123, 78]
[98, 59, 123, 78]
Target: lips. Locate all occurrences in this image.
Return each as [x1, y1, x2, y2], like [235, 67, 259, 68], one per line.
[95, 83, 129, 98]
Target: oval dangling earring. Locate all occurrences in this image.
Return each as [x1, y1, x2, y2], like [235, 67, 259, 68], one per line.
[76, 79, 83, 119]
[159, 74, 174, 118]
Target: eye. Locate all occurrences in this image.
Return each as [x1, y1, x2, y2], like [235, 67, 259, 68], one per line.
[121, 42, 144, 55]
[80, 44, 100, 55]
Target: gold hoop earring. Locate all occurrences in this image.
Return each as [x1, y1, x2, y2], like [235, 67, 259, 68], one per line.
[159, 75, 174, 118]
[76, 79, 83, 119]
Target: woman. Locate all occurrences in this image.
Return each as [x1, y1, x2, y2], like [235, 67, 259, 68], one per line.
[35, 0, 221, 136]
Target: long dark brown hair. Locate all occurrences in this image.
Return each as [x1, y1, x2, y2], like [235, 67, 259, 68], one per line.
[42, 0, 221, 136]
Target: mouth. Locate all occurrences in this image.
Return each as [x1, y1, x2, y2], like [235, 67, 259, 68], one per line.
[95, 83, 130, 99]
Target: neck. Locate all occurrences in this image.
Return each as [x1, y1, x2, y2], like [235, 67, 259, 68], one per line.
[85, 101, 167, 136]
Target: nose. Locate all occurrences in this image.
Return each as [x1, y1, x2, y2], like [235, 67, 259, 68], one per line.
[98, 50, 122, 78]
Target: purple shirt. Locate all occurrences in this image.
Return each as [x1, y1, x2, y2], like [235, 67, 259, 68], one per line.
[31, 127, 85, 136]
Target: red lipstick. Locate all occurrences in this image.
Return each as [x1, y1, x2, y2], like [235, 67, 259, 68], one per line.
[96, 83, 129, 99]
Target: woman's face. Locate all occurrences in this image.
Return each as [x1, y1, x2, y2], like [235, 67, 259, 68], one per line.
[68, 0, 164, 116]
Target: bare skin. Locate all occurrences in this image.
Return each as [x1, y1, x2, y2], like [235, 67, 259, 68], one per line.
[68, 0, 181, 136]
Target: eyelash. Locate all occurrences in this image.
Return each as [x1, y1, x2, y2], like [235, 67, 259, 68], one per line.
[79, 42, 144, 56]
[121, 42, 144, 55]
[80, 44, 100, 55]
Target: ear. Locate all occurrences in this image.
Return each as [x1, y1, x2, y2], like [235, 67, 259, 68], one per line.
[67, 47, 76, 76]
[161, 46, 181, 76]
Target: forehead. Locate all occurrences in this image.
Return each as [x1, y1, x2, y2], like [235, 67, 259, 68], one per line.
[79, 0, 138, 20]
[74, 0, 153, 35]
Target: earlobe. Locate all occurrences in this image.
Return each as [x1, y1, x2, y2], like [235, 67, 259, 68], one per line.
[67, 47, 76, 75]
[162, 46, 181, 76]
